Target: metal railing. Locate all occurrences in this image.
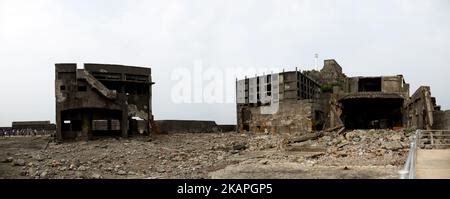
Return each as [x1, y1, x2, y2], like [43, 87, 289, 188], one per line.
[399, 130, 419, 179]
[418, 130, 450, 149]
[399, 129, 450, 179]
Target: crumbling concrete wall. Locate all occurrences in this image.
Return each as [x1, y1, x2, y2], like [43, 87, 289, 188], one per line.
[238, 99, 319, 134]
[432, 110, 450, 130]
[324, 74, 410, 130]
[339, 75, 409, 97]
[55, 63, 154, 141]
[236, 58, 446, 132]
[303, 59, 347, 86]
[236, 70, 322, 134]
[404, 86, 437, 130]
[155, 120, 219, 133]
[381, 76, 409, 97]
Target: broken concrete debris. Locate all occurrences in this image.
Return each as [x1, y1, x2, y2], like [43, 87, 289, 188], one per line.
[12, 159, 26, 166]
[0, 130, 409, 179]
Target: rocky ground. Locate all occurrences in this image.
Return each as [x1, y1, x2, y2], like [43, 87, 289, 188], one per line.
[0, 129, 412, 179]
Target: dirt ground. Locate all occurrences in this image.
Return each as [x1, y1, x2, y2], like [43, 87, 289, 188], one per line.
[0, 130, 409, 179]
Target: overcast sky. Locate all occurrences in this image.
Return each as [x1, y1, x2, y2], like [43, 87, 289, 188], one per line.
[1, 0, 449, 126]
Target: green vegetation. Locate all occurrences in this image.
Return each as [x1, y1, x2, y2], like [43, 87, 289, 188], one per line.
[320, 83, 341, 93]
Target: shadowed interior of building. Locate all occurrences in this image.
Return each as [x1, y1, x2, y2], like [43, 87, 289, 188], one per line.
[340, 97, 404, 129]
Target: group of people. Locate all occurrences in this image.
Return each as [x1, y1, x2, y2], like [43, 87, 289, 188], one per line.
[0, 129, 55, 137]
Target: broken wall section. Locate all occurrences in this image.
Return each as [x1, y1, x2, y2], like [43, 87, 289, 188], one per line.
[326, 75, 409, 130]
[55, 63, 154, 141]
[433, 110, 450, 130]
[404, 86, 436, 129]
[238, 99, 319, 134]
[236, 70, 322, 134]
[303, 59, 347, 87]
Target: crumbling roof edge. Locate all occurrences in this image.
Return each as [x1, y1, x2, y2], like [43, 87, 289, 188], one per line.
[339, 92, 405, 101]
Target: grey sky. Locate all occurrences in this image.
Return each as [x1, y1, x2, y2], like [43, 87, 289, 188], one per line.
[1, 0, 449, 126]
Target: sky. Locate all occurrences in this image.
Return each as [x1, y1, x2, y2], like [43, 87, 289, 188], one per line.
[0, 0, 449, 126]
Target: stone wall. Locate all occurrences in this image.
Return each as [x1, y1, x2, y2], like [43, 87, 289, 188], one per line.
[239, 99, 317, 134]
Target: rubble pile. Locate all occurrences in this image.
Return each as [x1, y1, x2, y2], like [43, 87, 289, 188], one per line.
[314, 129, 413, 166]
[1, 129, 411, 179]
[246, 134, 285, 151]
[1, 133, 253, 179]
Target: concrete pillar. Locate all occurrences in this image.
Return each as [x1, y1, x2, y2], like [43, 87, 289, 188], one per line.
[56, 109, 62, 141]
[82, 113, 90, 141]
[122, 107, 129, 138]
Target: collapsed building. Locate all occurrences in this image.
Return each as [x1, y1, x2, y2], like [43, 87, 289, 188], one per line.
[55, 63, 154, 141]
[236, 59, 450, 133]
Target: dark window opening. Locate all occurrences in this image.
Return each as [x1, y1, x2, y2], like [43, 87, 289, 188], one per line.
[126, 74, 148, 82]
[358, 78, 382, 92]
[91, 72, 121, 80]
[62, 120, 71, 131]
[71, 120, 82, 131]
[313, 111, 324, 131]
[78, 86, 87, 92]
[60, 85, 66, 91]
[243, 124, 250, 131]
[241, 107, 251, 132]
[266, 77, 272, 97]
[102, 82, 123, 93]
[128, 119, 147, 135]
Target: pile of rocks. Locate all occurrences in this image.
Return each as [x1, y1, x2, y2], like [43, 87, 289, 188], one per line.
[323, 129, 411, 153]
[314, 129, 412, 166]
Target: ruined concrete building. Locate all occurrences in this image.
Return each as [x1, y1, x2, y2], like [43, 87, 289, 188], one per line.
[236, 59, 450, 134]
[236, 69, 322, 133]
[331, 75, 410, 129]
[55, 63, 154, 141]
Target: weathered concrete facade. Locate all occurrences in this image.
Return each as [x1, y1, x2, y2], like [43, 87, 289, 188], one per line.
[237, 59, 450, 133]
[236, 71, 322, 134]
[303, 59, 347, 86]
[55, 63, 154, 141]
[433, 110, 450, 130]
[404, 86, 443, 130]
[332, 75, 409, 129]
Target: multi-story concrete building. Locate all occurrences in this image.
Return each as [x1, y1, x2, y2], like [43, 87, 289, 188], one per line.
[55, 63, 154, 141]
[236, 70, 323, 133]
[236, 59, 450, 134]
